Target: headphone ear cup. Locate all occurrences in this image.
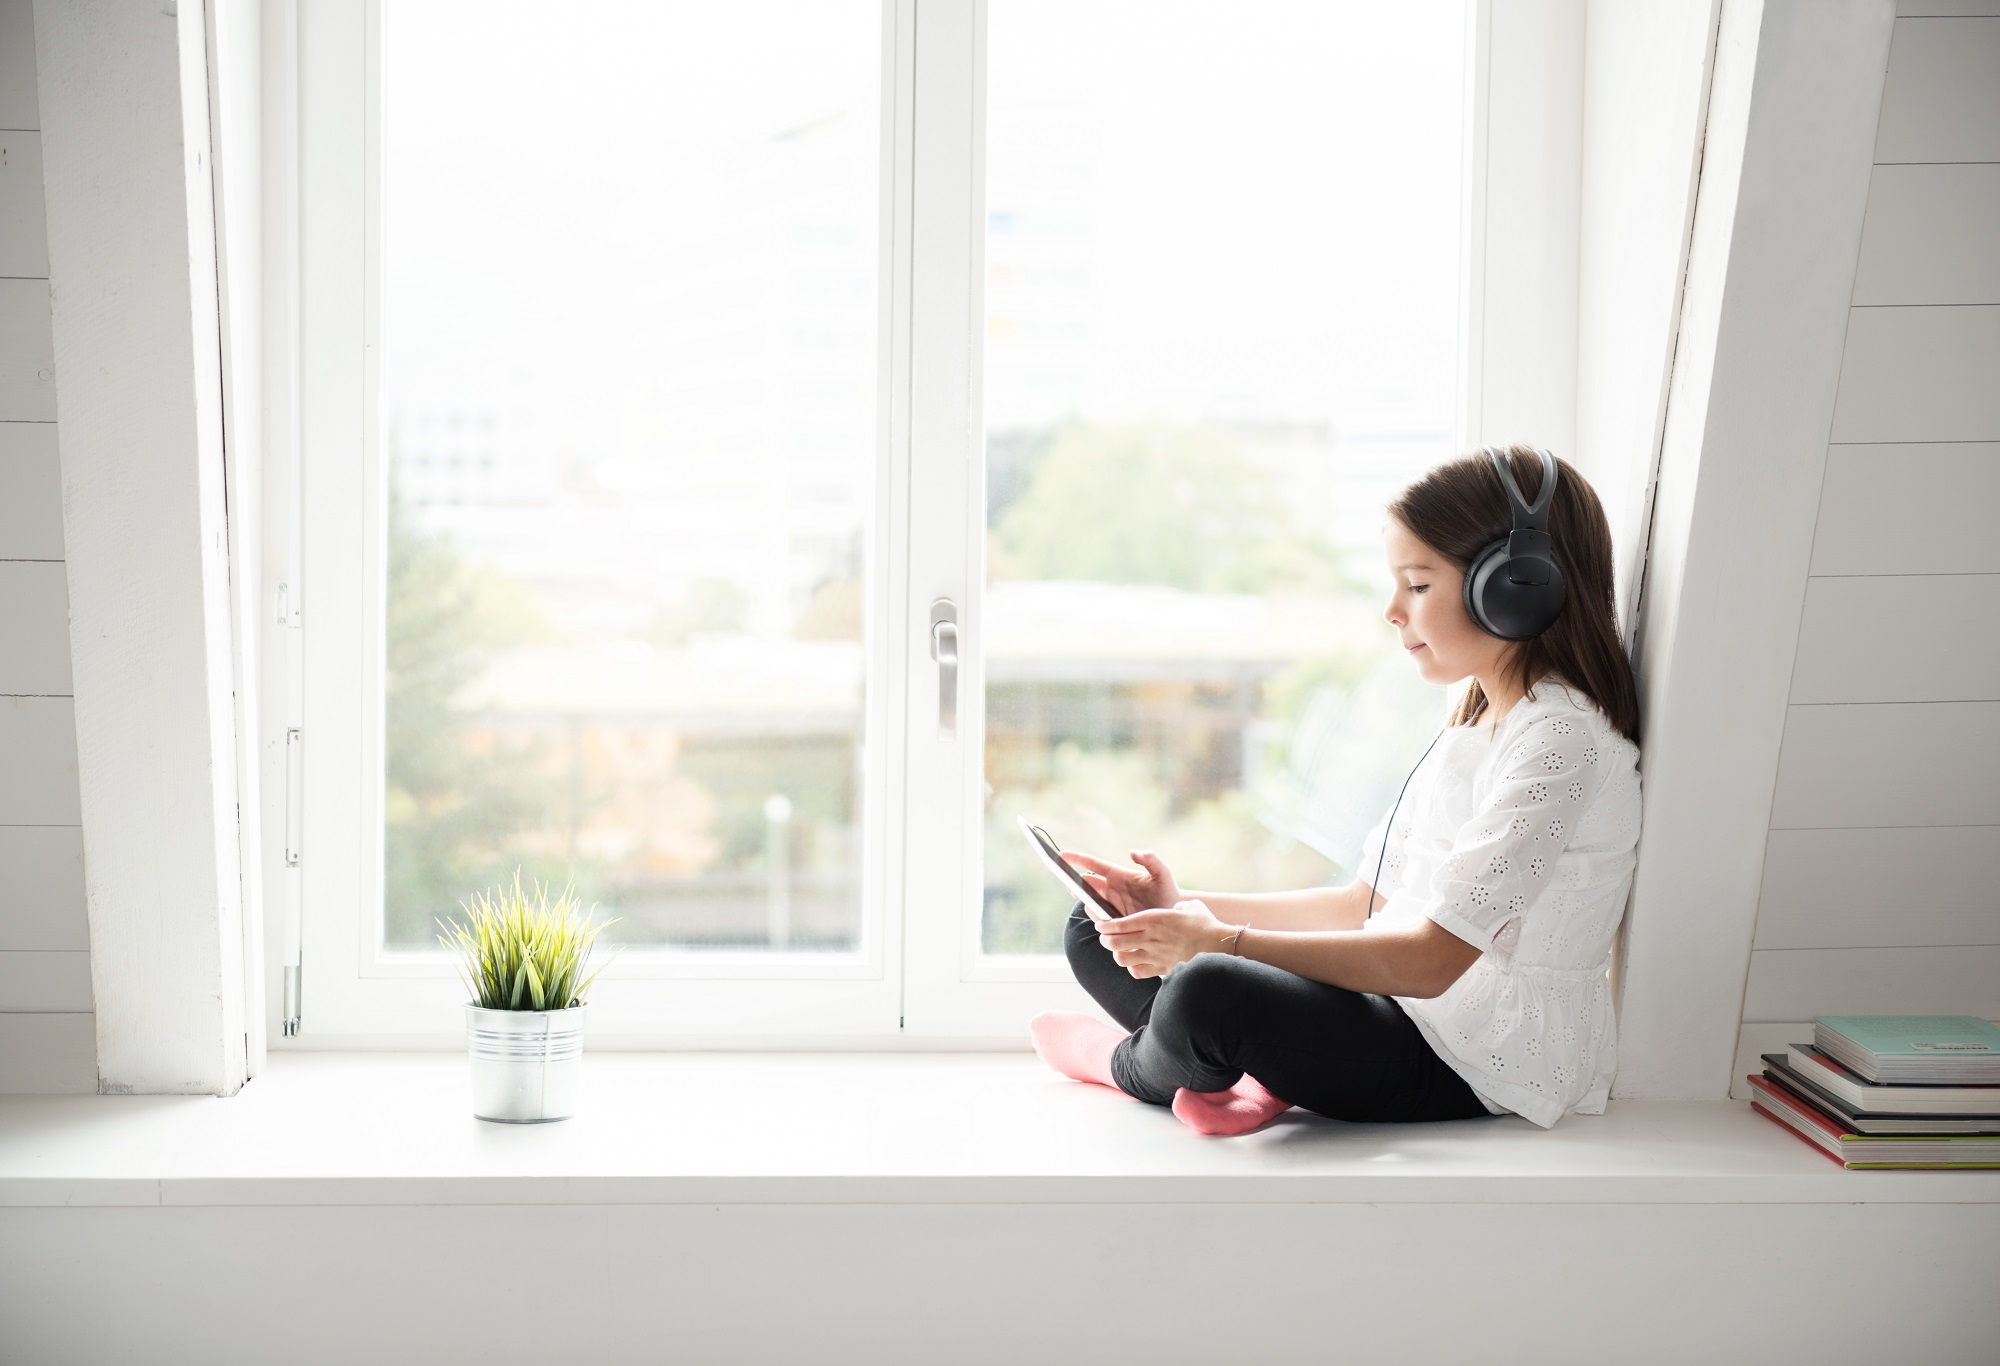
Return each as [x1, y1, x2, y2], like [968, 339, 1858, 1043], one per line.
[1464, 540, 1567, 641]
[1462, 539, 1508, 636]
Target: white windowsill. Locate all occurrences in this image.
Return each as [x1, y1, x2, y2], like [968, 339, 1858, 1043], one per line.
[3, 1052, 1997, 1208]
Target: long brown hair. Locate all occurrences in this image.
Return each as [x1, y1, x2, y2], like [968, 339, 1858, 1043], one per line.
[1386, 446, 1639, 742]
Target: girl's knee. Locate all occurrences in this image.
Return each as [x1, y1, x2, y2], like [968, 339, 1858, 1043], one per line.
[1155, 952, 1257, 1019]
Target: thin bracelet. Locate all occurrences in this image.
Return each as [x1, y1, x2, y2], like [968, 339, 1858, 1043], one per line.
[1229, 924, 1247, 956]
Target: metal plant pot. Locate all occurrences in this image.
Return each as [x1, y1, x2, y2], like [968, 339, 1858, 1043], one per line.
[466, 1003, 588, 1123]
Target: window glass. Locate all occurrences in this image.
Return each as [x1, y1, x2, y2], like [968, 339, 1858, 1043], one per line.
[981, 0, 1463, 954]
[381, 1, 881, 952]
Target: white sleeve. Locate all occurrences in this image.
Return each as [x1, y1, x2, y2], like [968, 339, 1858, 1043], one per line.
[1408, 712, 1607, 953]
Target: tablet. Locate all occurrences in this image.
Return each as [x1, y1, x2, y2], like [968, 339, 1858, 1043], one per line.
[1017, 817, 1124, 922]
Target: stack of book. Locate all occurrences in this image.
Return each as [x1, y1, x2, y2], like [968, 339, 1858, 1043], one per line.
[1747, 1015, 2000, 1169]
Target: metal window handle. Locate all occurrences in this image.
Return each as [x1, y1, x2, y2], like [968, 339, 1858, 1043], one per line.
[929, 599, 958, 739]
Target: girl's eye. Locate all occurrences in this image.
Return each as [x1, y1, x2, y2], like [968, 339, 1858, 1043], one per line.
[1410, 584, 1429, 594]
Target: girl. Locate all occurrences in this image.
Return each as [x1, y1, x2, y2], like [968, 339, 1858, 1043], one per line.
[1030, 446, 1643, 1135]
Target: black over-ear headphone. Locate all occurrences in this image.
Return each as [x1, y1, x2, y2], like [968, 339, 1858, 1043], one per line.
[1462, 446, 1566, 641]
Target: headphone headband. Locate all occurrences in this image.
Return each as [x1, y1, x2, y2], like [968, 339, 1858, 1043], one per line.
[1486, 446, 1557, 532]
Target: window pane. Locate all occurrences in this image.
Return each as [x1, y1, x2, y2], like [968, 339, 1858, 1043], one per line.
[982, 0, 1463, 954]
[382, 1, 881, 952]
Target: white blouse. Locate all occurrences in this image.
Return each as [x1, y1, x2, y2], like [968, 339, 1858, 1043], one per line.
[1357, 681, 1642, 1128]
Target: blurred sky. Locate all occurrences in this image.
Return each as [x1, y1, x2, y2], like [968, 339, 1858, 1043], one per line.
[987, 0, 1464, 431]
[384, 0, 1465, 448]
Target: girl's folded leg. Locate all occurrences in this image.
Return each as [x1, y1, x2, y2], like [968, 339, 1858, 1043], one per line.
[1107, 954, 1262, 1106]
[1031, 904, 1161, 1091]
[1062, 902, 1161, 1032]
[1108, 952, 1490, 1125]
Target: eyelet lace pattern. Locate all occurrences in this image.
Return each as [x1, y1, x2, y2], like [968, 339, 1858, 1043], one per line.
[1357, 683, 1642, 1128]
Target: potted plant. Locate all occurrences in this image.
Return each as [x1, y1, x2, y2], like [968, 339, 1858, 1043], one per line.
[439, 872, 618, 1123]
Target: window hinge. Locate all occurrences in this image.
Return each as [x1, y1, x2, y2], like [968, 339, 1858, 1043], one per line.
[283, 966, 301, 1038]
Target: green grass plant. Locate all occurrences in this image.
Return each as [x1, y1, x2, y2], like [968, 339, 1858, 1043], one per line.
[438, 871, 619, 1011]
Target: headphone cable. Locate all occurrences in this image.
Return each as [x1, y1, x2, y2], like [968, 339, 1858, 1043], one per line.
[1365, 727, 1445, 920]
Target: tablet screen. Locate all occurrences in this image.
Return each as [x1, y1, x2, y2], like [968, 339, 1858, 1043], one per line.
[1018, 817, 1124, 921]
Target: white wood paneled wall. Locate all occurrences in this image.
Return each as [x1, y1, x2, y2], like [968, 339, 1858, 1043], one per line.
[1734, 4, 2000, 1094]
[0, 0, 93, 1094]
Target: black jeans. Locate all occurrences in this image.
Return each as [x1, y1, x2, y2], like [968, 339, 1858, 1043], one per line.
[1064, 904, 1494, 1123]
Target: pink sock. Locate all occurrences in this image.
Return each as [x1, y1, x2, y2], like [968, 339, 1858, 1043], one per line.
[1172, 1076, 1292, 1136]
[1030, 1011, 1126, 1090]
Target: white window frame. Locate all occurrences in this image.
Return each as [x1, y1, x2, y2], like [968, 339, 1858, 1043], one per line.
[269, 0, 1580, 1046]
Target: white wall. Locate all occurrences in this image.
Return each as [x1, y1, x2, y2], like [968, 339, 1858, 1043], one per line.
[1732, 6, 2000, 1092]
[6, 1199, 1999, 1366]
[0, 0, 93, 1095]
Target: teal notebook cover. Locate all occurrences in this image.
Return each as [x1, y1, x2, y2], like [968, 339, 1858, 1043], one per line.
[1815, 1015, 2000, 1056]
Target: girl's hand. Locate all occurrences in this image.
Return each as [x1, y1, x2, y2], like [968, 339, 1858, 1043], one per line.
[1095, 900, 1234, 979]
[1062, 849, 1185, 917]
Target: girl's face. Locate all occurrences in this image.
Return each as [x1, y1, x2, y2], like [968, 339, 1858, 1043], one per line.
[1382, 518, 1512, 688]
